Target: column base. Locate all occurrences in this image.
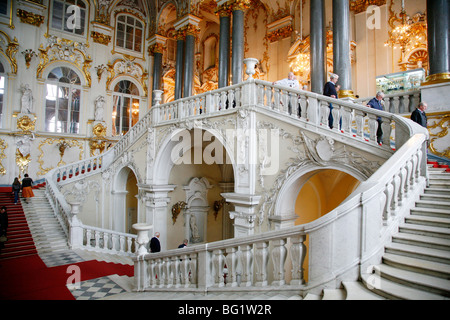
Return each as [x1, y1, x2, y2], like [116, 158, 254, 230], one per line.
[422, 72, 450, 86]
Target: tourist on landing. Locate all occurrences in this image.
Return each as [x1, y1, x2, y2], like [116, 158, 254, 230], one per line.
[323, 73, 339, 129]
[21, 173, 34, 203]
[150, 232, 161, 253]
[178, 239, 188, 248]
[12, 177, 21, 204]
[0, 206, 8, 249]
[367, 91, 385, 145]
[410, 102, 428, 128]
[273, 72, 301, 115]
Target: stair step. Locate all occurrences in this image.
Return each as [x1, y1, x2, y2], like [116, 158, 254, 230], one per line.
[399, 222, 450, 239]
[361, 273, 447, 300]
[415, 199, 450, 210]
[383, 253, 450, 279]
[375, 264, 450, 296]
[410, 207, 450, 219]
[392, 232, 450, 251]
[385, 242, 450, 264]
[405, 214, 450, 228]
[424, 188, 450, 196]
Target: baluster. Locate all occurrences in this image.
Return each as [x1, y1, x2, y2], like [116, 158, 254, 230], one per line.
[94, 230, 100, 248]
[120, 235, 126, 253]
[220, 91, 227, 110]
[85, 229, 92, 248]
[332, 105, 340, 130]
[212, 249, 226, 287]
[164, 257, 172, 287]
[391, 172, 401, 214]
[156, 258, 164, 288]
[384, 97, 391, 113]
[381, 117, 392, 148]
[392, 96, 400, 113]
[319, 100, 330, 127]
[271, 239, 287, 286]
[398, 165, 408, 205]
[383, 180, 395, 223]
[299, 94, 308, 119]
[171, 256, 180, 288]
[282, 91, 289, 114]
[266, 87, 273, 109]
[127, 236, 133, 253]
[403, 94, 410, 113]
[235, 87, 241, 108]
[225, 247, 238, 287]
[257, 84, 264, 105]
[290, 235, 307, 285]
[254, 241, 269, 287]
[180, 254, 190, 288]
[307, 96, 318, 124]
[148, 259, 156, 288]
[111, 233, 118, 251]
[239, 244, 253, 287]
[214, 92, 220, 112]
[341, 107, 352, 134]
[228, 90, 235, 109]
[103, 232, 110, 251]
[273, 88, 280, 111]
[354, 110, 365, 139]
[189, 253, 197, 288]
[368, 114, 378, 143]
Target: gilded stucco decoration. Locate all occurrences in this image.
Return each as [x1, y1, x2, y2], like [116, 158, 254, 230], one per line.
[428, 112, 450, 158]
[350, 0, 387, 14]
[106, 56, 148, 96]
[16, 115, 36, 132]
[0, 139, 7, 175]
[16, 9, 45, 27]
[36, 35, 92, 87]
[91, 31, 111, 45]
[0, 30, 19, 74]
[15, 134, 35, 176]
[37, 138, 84, 176]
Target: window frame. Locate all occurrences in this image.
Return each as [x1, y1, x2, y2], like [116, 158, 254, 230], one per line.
[114, 13, 145, 57]
[49, 0, 88, 38]
[112, 79, 141, 136]
[44, 66, 82, 134]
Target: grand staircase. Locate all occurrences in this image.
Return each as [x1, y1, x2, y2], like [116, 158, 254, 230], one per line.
[1, 159, 449, 299]
[362, 161, 450, 300]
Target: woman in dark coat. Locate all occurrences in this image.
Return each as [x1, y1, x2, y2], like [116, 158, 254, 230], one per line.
[21, 173, 34, 203]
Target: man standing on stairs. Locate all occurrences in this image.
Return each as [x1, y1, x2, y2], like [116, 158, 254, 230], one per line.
[410, 102, 428, 128]
[21, 174, 34, 203]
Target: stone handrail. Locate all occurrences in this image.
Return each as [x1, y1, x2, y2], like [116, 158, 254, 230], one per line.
[134, 130, 428, 294]
[354, 90, 421, 115]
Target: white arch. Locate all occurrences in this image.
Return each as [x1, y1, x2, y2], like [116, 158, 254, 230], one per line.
[152, 127, 236, 185]
[109, 75, 145, 97]
[274, 163, 367, 223]
[40, 61, 88, 87]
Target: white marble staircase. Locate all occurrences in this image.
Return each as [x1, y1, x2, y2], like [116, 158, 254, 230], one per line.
[362, 164, 450, 300]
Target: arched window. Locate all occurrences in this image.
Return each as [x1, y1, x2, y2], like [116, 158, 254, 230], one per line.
[51, 0, 87, 36]
[112, 80, 140, 136]
[115, 14, 143, 53]
[0, 61, 5, 128]
[45, 66, 82, 134]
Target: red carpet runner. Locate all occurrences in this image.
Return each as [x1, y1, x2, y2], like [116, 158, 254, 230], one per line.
[0, 192, 133, 300]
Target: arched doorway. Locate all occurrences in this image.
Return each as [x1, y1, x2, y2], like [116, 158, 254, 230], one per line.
[113, 166, 139, 234]
[152, 127, 235, 249]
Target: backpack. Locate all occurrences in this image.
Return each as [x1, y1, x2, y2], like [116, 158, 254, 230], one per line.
[12, 183, 20, 191]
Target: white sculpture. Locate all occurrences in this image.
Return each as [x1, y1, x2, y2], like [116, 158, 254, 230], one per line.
[94, 95, 105, 121]
[20, 84, 34, 114]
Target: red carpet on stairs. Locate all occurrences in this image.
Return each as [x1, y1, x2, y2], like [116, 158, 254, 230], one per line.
[0, 191, 133, 300]
[0, 193, 37, 259]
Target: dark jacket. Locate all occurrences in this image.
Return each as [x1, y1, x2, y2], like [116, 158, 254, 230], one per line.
[410, 108, 427, 128]
[22, 177, 33, 188]
[0, 209, 8, 234]
[150, 236, 160, 253]
[367, 97, 383, 120]
[323, 81, 338, 98]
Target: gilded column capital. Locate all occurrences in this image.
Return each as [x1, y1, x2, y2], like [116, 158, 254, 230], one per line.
[231, 0, 251, 11]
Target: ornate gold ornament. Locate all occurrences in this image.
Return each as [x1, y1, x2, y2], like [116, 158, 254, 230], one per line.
[37, 138, 83, 176]
[427, 112, 450, 158]
[16, 115, 36, 132]
[0, 30, 19, 74]
[94, 64, 108, 82]
[16, 9, 45, 27]
[350, 0, 387, 14]
[21, 49, 38, 69]
[0, 139, 7, 175]
[89, 139, 106, 157]
[106, 57, 148, 96]
[91, 31, 111, 45]
[92, 123, 107, 138]
[37, 35, 92, 87]
[171, 201, 187, 225]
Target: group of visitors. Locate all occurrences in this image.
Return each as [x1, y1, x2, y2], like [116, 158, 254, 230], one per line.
[274, 72, 428, 144]
[149, 232, 189, 253]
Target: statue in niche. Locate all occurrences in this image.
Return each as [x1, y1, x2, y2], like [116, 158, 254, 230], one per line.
[20, 84, 34, 114]
[94, 95, 105, 121]
[190, 214, 201, 243]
